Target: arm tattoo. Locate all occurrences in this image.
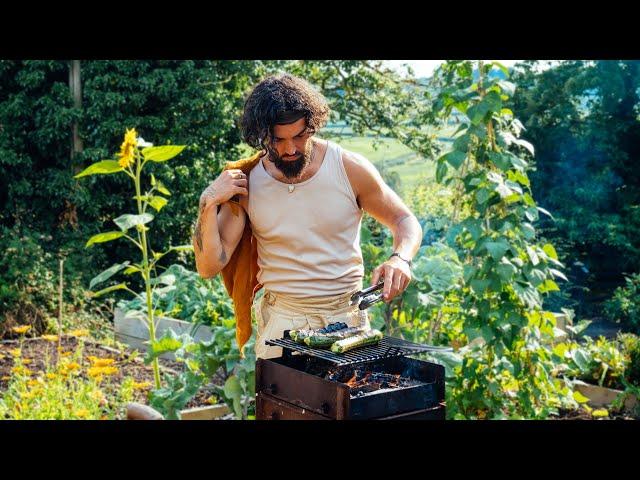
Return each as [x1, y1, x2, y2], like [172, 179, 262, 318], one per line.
[194, 184, 217, 252]
[194, 202, 206, 252]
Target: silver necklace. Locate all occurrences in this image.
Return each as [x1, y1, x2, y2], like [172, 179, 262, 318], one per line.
[286, 143, 316, 194]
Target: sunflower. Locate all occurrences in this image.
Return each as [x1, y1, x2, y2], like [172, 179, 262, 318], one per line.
[117, 128, 138, 168]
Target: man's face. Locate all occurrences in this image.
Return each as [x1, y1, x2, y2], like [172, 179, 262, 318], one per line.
[266, 117, 313, 179]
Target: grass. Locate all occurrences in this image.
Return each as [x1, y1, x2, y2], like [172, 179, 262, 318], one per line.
[321, 132, 442, 200]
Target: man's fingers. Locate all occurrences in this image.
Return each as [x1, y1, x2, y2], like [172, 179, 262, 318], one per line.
[371, 266, 382, 286]
[392, 272, 403, 296]
[383, 266, 394, 301]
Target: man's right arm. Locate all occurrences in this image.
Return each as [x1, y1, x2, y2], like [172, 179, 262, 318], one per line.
[193, 169, 249, 278]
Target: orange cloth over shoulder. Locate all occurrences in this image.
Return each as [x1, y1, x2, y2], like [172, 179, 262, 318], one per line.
[219, 151, 264, 357]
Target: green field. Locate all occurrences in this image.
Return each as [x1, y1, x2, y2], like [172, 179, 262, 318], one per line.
[320, 121, 460, 199]
[323, 134, 438, 199]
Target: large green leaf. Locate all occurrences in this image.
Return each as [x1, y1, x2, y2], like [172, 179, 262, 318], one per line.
[74, 160, 124, 179]
[513, 282, 541, 309]
[467, 92, 503, 125]
[441, 150, 466, 169]
[85, 231, 125, 248]
[452, 134, 471, 152]
[146, 331, 184, 362]
[542, 243, 559, 260]
[89, 261, 130, 290]
[113, 213, 154, 231]
[476, 188, 491, 204]
[470, 278, 490, 295]
[148, 196, 168, 212]
[538, 279, 560, 293]
[496, 261, 517, 282]
[526, 246, 540, 266]
[142, 145, 186, 162]
[436, 160, 448, 183]
[485, 239, 510, 261]
[467, 102, 490, 125]
[571, 349, 591, 372]
[488, 152, 511, 171]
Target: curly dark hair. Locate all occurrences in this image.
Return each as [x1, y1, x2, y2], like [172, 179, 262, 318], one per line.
[240, 73, 330, 150]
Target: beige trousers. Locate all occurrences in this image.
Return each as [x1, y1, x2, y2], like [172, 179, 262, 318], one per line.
[253, 285, 371, 360]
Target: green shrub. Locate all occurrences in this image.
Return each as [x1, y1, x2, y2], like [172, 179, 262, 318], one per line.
[605, 273, 640, 334]
[0, 226, 58, 336]
[618, 333, 640, 387]
[116, 263, 234, 327]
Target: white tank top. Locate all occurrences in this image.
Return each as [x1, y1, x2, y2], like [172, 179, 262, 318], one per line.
[248, 140, 364, 297]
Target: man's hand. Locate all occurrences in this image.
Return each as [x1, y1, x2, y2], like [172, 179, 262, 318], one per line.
[370, 256, 412, 303]
[199, 169, 248, 209]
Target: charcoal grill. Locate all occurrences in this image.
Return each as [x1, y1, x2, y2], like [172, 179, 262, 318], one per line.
[256, 330, 449, 420]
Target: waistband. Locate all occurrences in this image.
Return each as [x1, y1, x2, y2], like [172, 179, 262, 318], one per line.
[261, 281, 363, 315]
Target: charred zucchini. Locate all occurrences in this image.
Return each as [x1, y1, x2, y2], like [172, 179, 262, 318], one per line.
[330, 329, 383, 353]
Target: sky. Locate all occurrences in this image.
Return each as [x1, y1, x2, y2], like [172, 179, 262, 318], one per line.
[385, 60, 525, 78]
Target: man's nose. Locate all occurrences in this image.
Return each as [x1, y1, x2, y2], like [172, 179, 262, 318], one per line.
[284, 142, 297, 156]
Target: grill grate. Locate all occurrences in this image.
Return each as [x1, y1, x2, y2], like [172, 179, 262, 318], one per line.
[266, 332, 452, 366]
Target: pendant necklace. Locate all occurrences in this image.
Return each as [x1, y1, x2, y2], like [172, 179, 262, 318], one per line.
[287, 144, 315, 194]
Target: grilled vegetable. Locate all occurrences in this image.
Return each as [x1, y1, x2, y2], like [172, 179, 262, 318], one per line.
[290, 322, 349, 344]
[330, 329, 383, 353]
[304, 326, 367, 348]
[290, 329, 312, 344]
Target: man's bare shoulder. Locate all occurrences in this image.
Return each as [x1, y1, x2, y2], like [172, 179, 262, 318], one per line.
[341, 148, 384, 203]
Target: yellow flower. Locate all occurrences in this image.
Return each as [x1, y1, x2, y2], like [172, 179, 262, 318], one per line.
[20, 391, 36, 400]
[21, 358, 33, 365]
[592, 408, 609, 418]
[132, 381, 152, 390]
[9, 348, 21, 357]
[46, 373, 56, 380]
[68, 328, 89, 338]
[41, 334, 59, 342]
[11, 366, 33, 376]
[65, 362, 81, 371]
[100, 366, 118, 376]
[27, 379, 39, 387]
[117, 128, 138, 168]
[124, 127, 137, 146]
[74, 409, 90, 419]
[87, 366, 118, 378]
[12, 325, 31, 334]
[89, 357, 115, 368]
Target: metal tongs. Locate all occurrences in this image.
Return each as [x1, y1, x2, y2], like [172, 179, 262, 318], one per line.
[349, 281, 386, 310]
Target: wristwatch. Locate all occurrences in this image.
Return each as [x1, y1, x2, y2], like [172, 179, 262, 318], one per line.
[389, 252, 412, 267]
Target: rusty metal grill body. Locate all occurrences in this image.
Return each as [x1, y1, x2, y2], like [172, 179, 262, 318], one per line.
[256, 332, 446, 420]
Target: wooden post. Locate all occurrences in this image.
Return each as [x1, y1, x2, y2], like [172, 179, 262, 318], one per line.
[69, 60, 83, 160]
[58, 258, 63, 352]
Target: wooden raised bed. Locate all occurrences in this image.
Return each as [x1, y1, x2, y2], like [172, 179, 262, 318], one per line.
[572, 379, 638, 412]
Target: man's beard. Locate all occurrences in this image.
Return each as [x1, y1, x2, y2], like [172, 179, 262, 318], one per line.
[266, 143, 312, 179]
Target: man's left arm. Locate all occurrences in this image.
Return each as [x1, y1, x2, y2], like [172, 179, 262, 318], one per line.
[343, 151, 423, 303]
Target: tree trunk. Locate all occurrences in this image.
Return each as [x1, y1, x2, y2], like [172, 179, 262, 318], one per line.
[69, 60, 83, 161]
